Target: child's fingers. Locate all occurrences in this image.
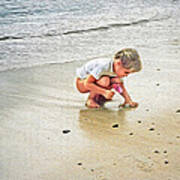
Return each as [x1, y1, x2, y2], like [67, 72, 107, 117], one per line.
[119, 102, 138, 108]
[130, 102, 138, 108]
[119, 103, 129, 108]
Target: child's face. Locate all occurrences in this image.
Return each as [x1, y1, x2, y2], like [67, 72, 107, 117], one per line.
[114, 60, 134, 78]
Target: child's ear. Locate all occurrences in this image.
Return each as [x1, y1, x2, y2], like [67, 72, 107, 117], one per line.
[117, 59, 122, 66]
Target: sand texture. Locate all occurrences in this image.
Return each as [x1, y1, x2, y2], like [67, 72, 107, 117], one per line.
[0, 58, 180, 180]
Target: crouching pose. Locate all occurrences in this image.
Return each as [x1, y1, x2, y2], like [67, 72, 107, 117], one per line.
[76, 48, 142, 108]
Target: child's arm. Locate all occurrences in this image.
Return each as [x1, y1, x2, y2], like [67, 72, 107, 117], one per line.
[84, 75, 114, 99]
[119, 82, 138, 108]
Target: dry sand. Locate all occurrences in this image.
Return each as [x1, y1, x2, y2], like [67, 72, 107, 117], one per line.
[0, 56, 180, 180]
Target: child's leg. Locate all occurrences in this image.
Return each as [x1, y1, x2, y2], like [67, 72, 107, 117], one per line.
[110, 77, 123, 85]
[76, 78, 100, 108]
[76, 76, 111, 93]
[85, 76, 112, 108]
[96, 76, 111, 88]
[85, 92, 101, 108]
[76, 78, 89, 93]
[90, 76, 112, 107]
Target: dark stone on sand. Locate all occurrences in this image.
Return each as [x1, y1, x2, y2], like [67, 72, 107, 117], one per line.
[149, 128, 155, 131]
[164, 160, 169, 164]
[163, 150, 167, 154]
[77, 162, 82, 166]
[129, 132, 133, 136]
[176, 109, 180, 113]
[154, 150, 159, 154]
[156, 83, 160, 86]
[112, 124, 119, 128]
[176, 136, 180, 139]
[157, 68, 161, 71]
[138, 120, 142, 123]
[146, 109, 149, 112]
[62, 130, 71, 134]
[91, 169, 94, 172]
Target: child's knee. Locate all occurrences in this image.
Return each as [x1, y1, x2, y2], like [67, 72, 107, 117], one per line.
[110, 77, 123, 84]
[76, 78, 89, 93]
[96, 76, 111, 88]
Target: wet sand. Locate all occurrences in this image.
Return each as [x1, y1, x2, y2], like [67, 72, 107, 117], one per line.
[0, 55, 180, 180]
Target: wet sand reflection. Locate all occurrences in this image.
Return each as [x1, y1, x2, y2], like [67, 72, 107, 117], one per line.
[78, 108, 133, 142]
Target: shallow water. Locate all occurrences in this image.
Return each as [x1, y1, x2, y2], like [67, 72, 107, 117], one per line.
[0, 0, 180, 72]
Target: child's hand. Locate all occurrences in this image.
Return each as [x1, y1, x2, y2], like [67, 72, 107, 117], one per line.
[129, 101, 138, 108]
[119, 101, 138, 108]
[104, 90, 115, 100]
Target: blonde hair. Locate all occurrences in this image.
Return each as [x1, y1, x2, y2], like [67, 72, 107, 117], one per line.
[114, 48, 142, 72]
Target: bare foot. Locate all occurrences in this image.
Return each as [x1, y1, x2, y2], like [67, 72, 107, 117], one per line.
[85, 99, 100, 108]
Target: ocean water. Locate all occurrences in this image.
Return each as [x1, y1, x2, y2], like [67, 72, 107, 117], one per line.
[0, 0, 180, 72]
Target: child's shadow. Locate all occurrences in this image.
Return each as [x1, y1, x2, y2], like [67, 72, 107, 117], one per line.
[78, 108, 131, 140]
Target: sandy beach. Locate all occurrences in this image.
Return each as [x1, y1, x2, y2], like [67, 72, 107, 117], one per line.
[1, 0, 180, 179]
[0, 54, 180, 180]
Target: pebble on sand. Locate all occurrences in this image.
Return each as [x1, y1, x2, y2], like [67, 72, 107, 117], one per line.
[154, 150, 160, 154]
[77, 162, 82, 166]
[149, 128, 155, 131]
[129, 132, 134, 136]
[176, 109, 180, 113]
[138, 120, 142, 124]
[112, 124, 119, 128]
[164, 160, 169, 164]
[62, 130, 71, 134]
